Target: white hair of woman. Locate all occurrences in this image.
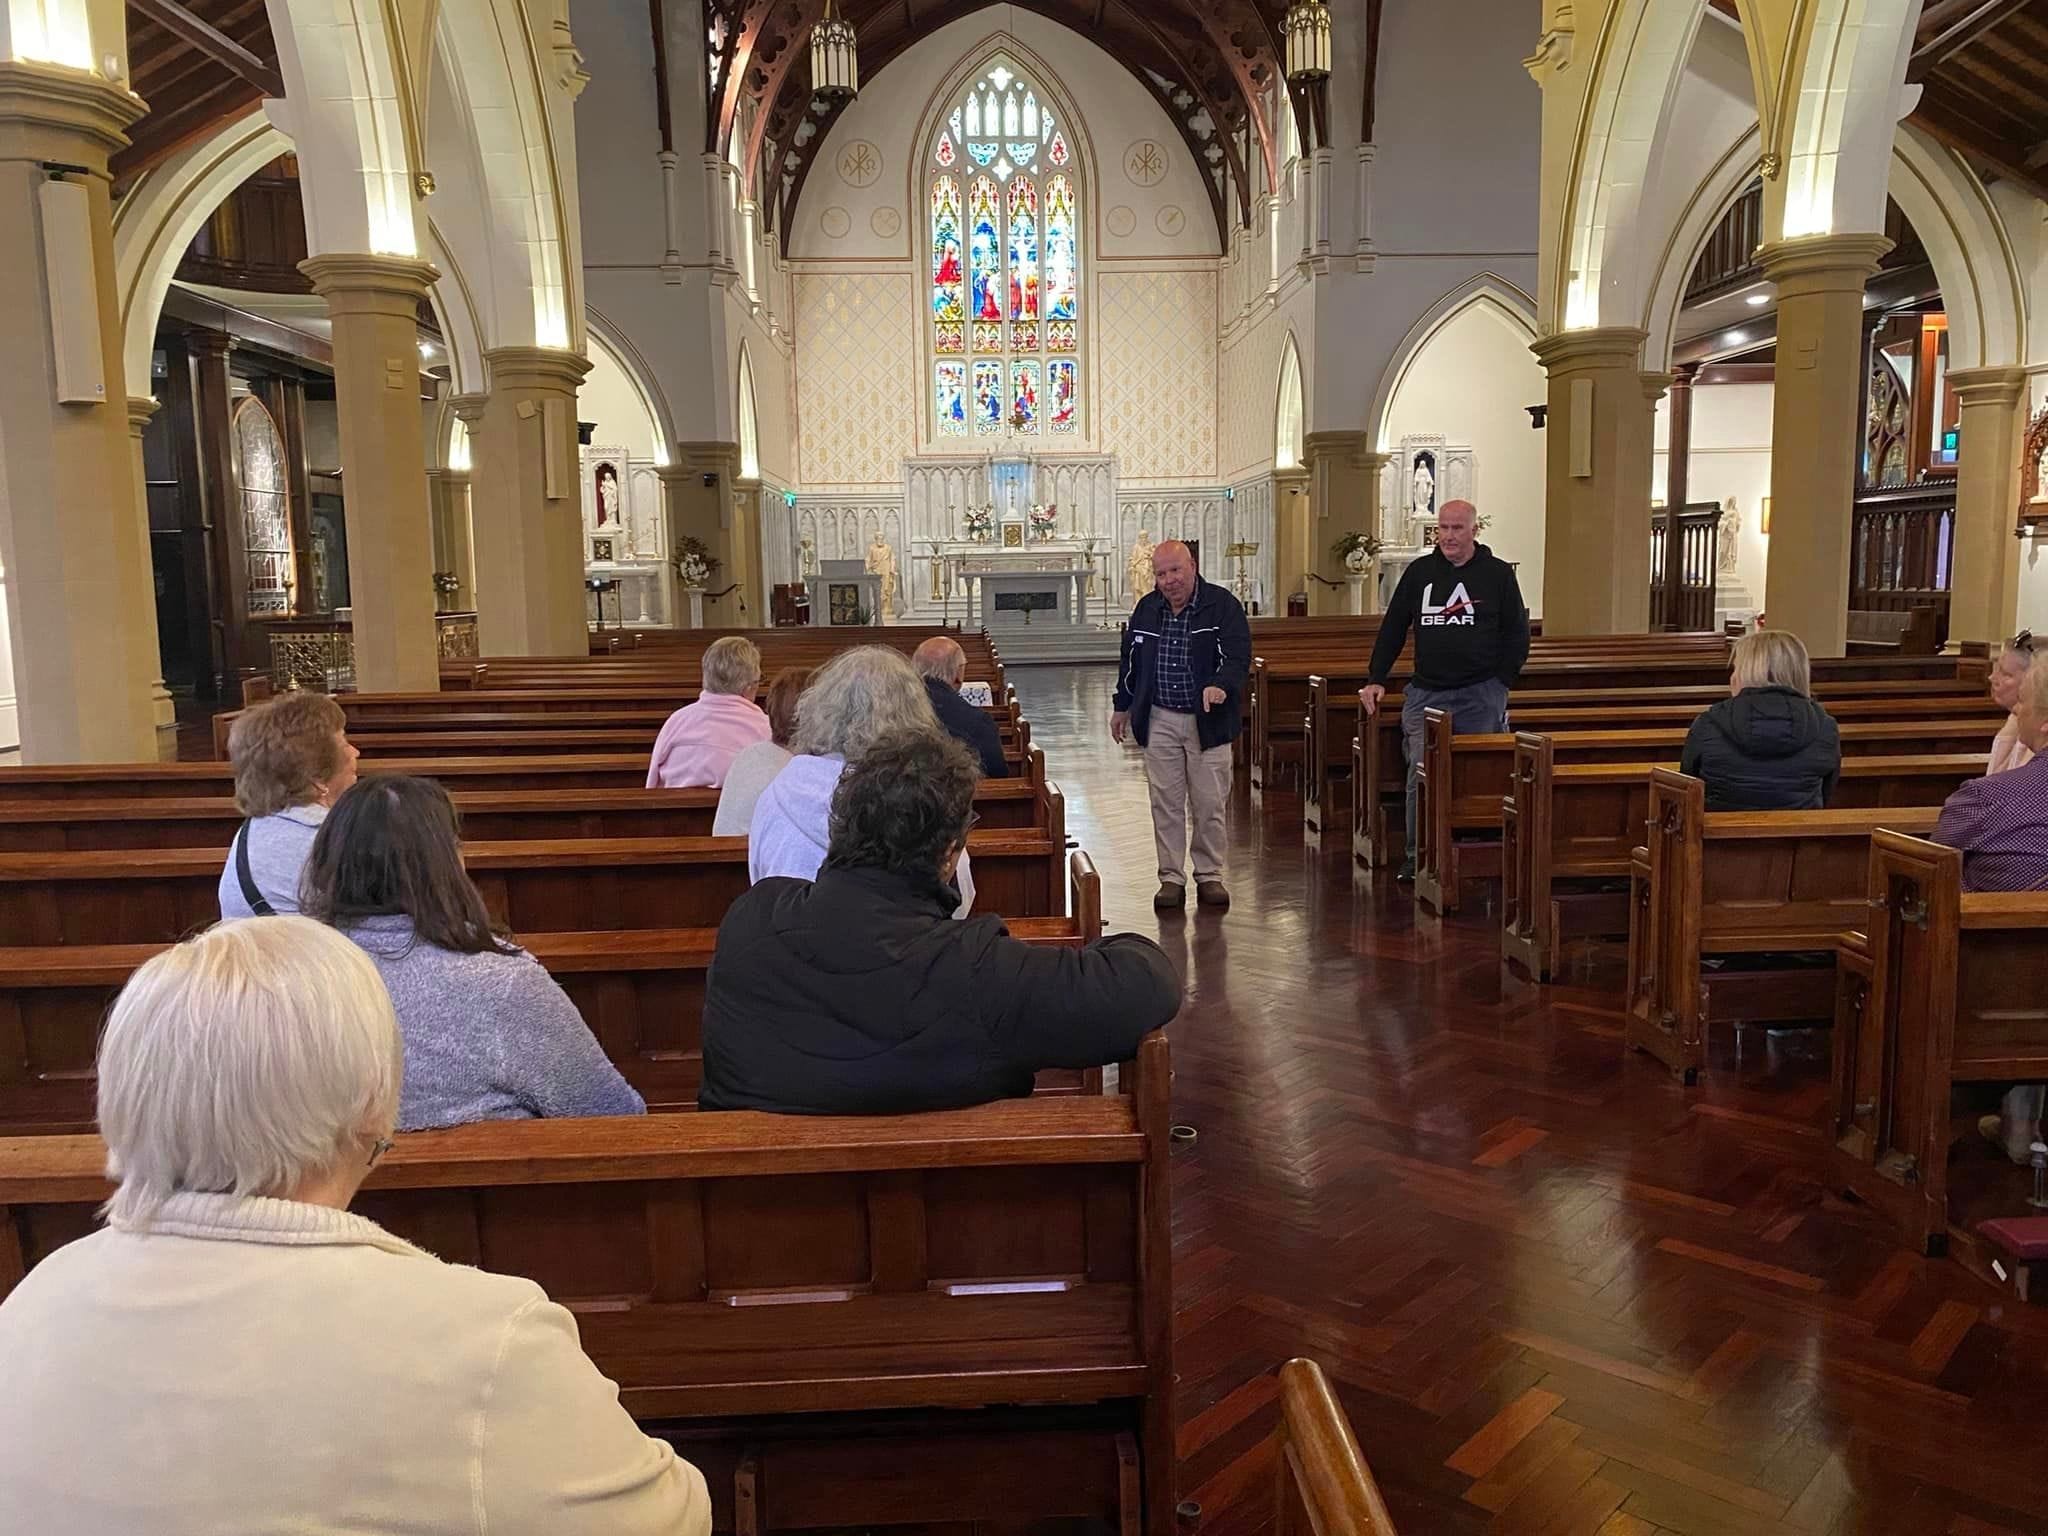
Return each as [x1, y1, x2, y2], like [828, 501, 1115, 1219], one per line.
[98, 916, 402, 1227]
[1729, 628, 1812, 697]
[700, 635, 763, 697]
[791, 645, 941, 759]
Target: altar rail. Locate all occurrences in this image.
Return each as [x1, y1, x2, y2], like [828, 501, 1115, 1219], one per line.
[263, 613, 480, 692]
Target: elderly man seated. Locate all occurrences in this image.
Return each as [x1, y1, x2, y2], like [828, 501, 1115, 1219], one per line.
[912, 635, 1009, 778]
[700, 730, 1180, 1114]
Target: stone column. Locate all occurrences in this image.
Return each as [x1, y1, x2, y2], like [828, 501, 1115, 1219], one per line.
[1946, 365, 2029, 648]
[125, 396, 178, 750]
[731, 478, 764, 624]
[1272, 466, 1313, 615]
[300, 254, 442, 690]
[472, 347, 593, 656]
[1303, 433, 1386, 616]
[670, 444, 742, 625]
[1759, 234, 1891, 658]
[0, 65, 161, 760]
[1531, 327, 1656, 635]
[655, 464, 690, 625]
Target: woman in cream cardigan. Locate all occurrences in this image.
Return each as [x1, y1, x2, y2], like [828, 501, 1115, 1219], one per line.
[0, 917, 710, 1536]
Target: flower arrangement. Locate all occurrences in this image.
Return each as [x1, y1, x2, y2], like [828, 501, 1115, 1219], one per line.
[1028, 503, 1059, 541]
[963, 505, 995, 541]
[1330, 531, 1382, 573]
[672, 536, 720, 589]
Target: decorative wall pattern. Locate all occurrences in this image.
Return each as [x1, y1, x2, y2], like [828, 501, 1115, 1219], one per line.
[794, 272, 919, 487]
[1097, 268, 1218, 484]
[1116, 483, 1274, 616]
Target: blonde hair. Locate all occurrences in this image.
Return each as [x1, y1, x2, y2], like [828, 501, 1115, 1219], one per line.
[702, 635, 762, 697]
[1730, 629, 1812, 697]
[97, 918, 403, 1227]
[2021, 651, 2048, 718]
[228, 692, 349, 816]
[792, 646, 939, 760]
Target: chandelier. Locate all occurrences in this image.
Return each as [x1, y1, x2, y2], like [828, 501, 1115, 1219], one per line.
[811, 0, 859, 100]
[1282, 1, 1332, 83]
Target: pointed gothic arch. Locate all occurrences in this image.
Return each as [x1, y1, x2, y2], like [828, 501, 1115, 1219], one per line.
[737, 344, 761, 481]
[1370, 276, 1540, 451]
[1275, 333, 1305, 470]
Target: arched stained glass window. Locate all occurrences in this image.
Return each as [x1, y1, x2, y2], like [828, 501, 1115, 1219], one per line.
[928, 62, 1080, 436]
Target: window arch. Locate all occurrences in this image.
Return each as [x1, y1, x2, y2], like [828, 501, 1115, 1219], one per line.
[929, 61, 1080, 438]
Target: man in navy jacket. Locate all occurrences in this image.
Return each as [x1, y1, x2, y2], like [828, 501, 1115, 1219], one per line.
[1112, 541, 1252, 911]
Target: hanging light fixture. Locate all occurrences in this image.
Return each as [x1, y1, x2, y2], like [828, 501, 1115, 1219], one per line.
[811, 0, 859, 100]
[1282, 1, 1332, 83]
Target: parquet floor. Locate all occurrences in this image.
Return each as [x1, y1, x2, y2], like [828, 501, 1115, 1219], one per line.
[1012, 665, 2048, 1536]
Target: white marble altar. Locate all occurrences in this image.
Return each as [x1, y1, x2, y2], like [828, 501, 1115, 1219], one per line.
[976, 568, 1086, 629]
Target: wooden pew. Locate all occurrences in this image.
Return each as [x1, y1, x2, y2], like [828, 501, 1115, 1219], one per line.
[0, 1030, 1178, 1536]
[1501, 742, 1987, 980]
[1622, 770, 1942, 1083]
[1348, 668, 1988, 867]
[0, 852, 1106, 1134]
[0, 772, 1054, 851]
[0, 826, 1069, 947]
[1416, 711, 2001, 915]
[1275, 1358, 1397, 1536]
[1846, 606, 1940, 655]
[1830, 832, 2048, 1267]
[0, 746, 1047, 809]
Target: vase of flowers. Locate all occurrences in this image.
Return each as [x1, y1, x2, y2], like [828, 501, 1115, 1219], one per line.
[431, 570, 460, 612]
[1028, 503, 1059, 542]
[672, 535, 720, 589]
[1331, 531, 1382, 574]
[963, 505, 994, 543]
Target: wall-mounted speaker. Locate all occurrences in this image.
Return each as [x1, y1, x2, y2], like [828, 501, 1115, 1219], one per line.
[39, 178, 105, 406]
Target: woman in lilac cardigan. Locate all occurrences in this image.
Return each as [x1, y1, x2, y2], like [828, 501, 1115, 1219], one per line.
[300, 775, 645, 1131]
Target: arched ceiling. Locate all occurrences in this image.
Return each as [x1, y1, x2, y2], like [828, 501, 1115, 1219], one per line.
[705, 0, 1303, 252]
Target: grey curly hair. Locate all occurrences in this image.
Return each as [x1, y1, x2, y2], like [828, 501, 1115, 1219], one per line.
[792, 646, 939, 760]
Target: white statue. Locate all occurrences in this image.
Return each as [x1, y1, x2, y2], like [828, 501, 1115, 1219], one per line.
[1127, 528, 1156, 600]
[799, 537, 816, 578]
[1718, 499, 1741, 575]
[595, 464, 621, 527]
[1411, 456, 1435, 516]
[866, 533, 900, 621]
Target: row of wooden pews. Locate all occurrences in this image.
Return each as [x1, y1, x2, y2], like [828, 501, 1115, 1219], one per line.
[0, 632, 1270, 1533]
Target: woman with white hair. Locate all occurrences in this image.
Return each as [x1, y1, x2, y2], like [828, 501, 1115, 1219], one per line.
[0, 918, 710, 1536]
[1985, 635, 2036, 776]
[749, 646, 975, 914]
[1679, 629, 1842, 811]
[646, 634, 770, 788]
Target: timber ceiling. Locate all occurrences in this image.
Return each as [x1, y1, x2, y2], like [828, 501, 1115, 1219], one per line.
[704, 0, 1317, 252]
[1907, 0, 2048, 205]
[117, 0, 280, 187]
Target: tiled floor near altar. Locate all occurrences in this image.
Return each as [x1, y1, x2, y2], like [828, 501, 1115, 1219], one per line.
[1012, 664, 2048, 1536]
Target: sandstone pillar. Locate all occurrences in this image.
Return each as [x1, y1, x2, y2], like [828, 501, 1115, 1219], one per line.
[300, 253, 441, 690]
[0, 64, 160, 760]
[1304, 433, 1386, 616]
[669, 445, 743, 626]
[473, 347, 593, 656]
[1946, 365, 2029, 648]
[1272, 466, 1312, 615]
[1759, 234, 1891, 658]
[1532, 327, 1655, 635]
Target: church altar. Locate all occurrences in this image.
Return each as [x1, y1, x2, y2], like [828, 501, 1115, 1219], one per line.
[925, 538, 1107, 628]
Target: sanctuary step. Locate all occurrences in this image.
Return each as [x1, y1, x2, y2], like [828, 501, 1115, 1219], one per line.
[989, 624, 1124, 666]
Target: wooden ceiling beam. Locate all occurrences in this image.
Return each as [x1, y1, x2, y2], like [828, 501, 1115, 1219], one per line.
[1908, 0, 2034, 81]
[127, 0, 282, 98]
[1909, 93, 2048, 202]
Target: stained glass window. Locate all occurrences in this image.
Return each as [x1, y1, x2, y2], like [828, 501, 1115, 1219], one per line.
[929, 62, 1081, 438]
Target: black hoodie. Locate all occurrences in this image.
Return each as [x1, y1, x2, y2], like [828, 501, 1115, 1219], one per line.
[1680, 686, 1842, 811]
[1368, 543, 1531, 690]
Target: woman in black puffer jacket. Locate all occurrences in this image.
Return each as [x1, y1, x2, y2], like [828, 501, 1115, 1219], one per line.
[1681, 630, 1841, 811]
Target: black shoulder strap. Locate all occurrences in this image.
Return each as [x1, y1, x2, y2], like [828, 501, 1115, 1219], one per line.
[234, 819, 276, 917]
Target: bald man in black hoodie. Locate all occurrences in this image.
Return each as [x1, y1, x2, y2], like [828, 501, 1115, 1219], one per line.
[1358, 499, 1530, 881]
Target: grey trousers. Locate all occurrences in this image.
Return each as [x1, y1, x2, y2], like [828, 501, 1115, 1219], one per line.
[1143, 707, 1232, 885]
[1401, 678, 1510, 859]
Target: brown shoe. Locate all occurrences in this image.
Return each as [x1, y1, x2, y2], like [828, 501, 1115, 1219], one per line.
[1154, 881, 1187, 911]
[1196, 880, 1231, 910]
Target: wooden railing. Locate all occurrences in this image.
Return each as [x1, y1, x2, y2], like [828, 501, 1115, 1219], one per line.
[1682, 180, 1764, 305]
[1850, 483, 1954, 645]
[263, 612, 480, 691]
[1649, 503, 1720, 632]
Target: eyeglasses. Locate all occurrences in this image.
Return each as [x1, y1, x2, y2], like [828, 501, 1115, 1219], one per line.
[966, 811, 982, 833]
[367, 1136, 394, 1168]
[2013, 630, 2034, 653]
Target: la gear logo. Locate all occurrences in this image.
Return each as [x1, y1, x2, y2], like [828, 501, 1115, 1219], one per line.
[1419, 581, 1477, 627]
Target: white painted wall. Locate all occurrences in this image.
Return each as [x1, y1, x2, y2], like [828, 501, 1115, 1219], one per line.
[580, 334, 660, 461]
[1994, 184, 2048, 634]
[1654, 381, 1774, 615]
[1382, 298, 1548, 614]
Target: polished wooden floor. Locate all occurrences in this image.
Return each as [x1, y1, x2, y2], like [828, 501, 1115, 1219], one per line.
[1014, 665, 2048, 1536]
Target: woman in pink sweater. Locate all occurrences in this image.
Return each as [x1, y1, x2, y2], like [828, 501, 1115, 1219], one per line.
[646, 635, 772, 788]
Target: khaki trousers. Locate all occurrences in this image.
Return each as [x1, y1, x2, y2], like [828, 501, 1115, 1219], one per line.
[1143, 707, 1232, 885]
